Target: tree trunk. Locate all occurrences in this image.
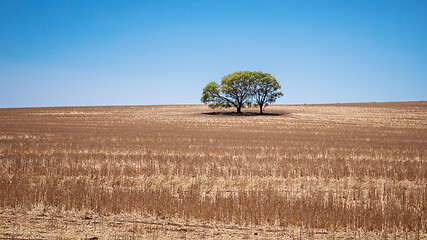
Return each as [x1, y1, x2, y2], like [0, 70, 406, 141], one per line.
[259, 104, 263, 114]
[237, 106, 242, 114]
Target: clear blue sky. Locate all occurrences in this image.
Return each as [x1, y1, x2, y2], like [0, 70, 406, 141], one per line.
[1, 0, 426, 107]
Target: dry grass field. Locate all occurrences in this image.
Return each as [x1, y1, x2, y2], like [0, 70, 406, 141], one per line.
[0, 102, 426, 239]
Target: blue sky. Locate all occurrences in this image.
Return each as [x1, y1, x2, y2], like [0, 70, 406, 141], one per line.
[1, 0, 426, 107]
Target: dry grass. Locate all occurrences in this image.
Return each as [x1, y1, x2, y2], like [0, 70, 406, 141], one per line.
[0, 102, 426, 239]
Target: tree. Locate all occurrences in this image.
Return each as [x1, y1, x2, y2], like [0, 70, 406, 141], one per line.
[201, 71, 254, 113]
[201, 70, 283, 114]
[251, 71, 283, 114]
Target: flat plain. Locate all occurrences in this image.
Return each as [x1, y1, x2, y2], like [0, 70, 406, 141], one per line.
[0, 102, 426, 239]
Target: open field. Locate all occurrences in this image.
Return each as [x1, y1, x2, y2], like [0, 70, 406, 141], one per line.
[0, 102, 426, 239]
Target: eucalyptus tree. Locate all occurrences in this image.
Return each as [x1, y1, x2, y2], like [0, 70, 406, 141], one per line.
[251, 71, 283, 114]
[201, 71, 254, 113]
[201, 71, 283, 114]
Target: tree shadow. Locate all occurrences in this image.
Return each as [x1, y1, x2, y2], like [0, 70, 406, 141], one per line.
[202, 111, 289, 117]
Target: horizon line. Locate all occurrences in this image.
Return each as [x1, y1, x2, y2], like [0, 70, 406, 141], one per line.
[1, 100, 426, 110]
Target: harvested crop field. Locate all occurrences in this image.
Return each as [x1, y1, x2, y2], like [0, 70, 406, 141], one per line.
[0, 102, 426, 239]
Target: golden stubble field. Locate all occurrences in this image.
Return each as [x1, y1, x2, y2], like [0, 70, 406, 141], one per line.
[0, 102, 426, 239]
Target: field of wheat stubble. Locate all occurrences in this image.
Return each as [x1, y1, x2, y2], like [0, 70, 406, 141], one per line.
[0, 102, 426, 239]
